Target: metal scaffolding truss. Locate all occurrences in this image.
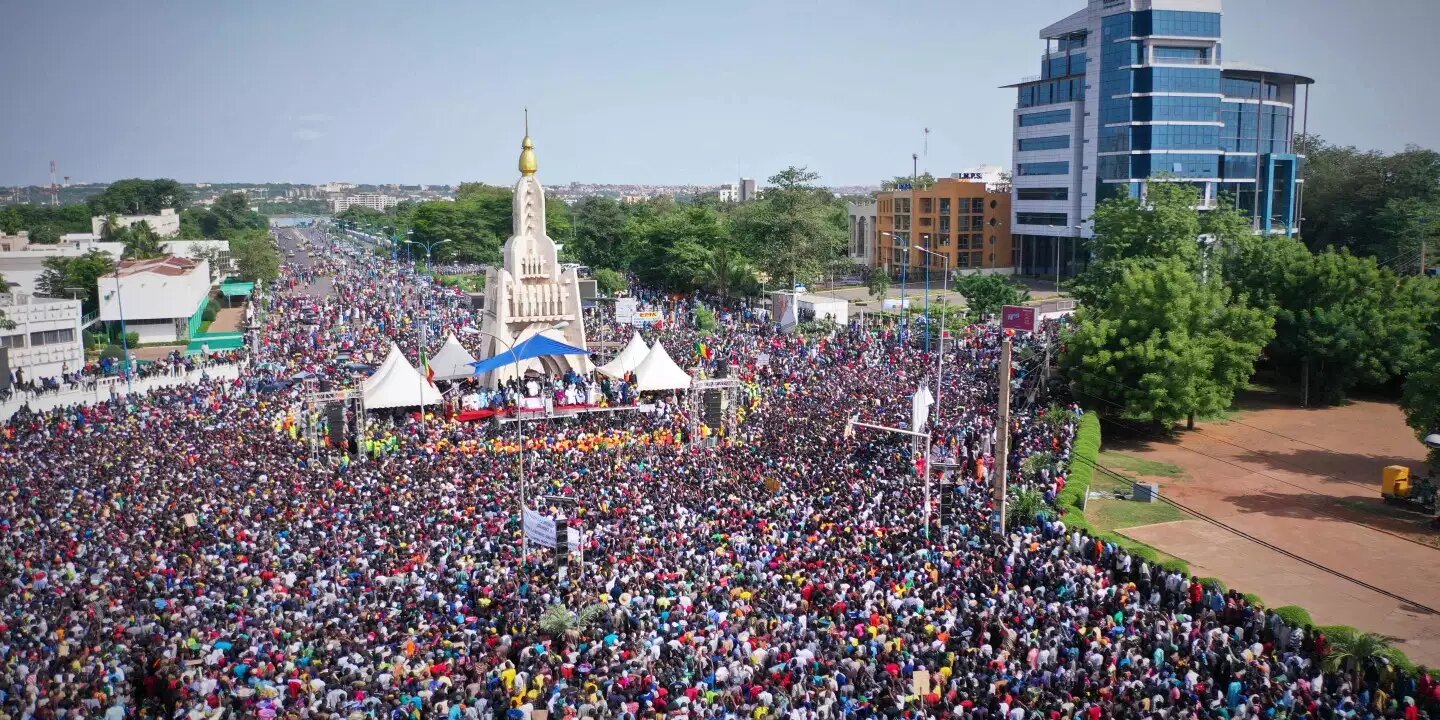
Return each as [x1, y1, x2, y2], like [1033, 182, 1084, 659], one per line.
[298, 388, 368, 461]
[687, 377, 742, 447]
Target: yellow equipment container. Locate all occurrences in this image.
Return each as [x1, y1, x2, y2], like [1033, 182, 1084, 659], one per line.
[1382, 465, 1412, 498]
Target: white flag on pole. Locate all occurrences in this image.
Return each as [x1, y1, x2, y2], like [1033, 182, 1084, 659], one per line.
[911, 386, 934, 433]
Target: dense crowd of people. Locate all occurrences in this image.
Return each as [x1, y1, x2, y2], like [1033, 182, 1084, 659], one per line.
[0, 227, 1434, 720]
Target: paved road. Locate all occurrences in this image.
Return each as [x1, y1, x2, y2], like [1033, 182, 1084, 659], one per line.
[275, 227, 334, 298]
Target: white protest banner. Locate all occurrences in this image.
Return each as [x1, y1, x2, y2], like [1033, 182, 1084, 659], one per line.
[523, 509, 557, 548]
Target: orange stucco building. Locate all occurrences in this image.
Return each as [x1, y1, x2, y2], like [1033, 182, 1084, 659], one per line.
[861, 176, 1014, 281]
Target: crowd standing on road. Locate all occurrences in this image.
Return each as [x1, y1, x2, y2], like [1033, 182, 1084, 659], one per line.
[0, 228, 1434, 720]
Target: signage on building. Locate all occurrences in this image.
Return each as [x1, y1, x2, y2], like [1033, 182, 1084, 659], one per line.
[896, 183, 913, 191]
[1001, 305, 1038, 333]
[953, 172, 984, 180]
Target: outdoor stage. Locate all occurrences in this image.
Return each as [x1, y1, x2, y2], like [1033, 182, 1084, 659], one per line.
[454, 401, 656, 424]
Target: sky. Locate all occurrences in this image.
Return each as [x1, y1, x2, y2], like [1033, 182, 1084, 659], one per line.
[1, 0, 1437, 188]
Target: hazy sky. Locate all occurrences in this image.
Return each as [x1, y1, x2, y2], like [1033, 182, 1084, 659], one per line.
[1, 0, 1436, 187]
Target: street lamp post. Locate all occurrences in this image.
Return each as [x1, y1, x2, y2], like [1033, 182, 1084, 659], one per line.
[405, 238, 451, 431]
[473, 321, 570, 564]
[881, 232, 911, 337]
[915, 246, 949, 425]
[846, 415, 933, 544]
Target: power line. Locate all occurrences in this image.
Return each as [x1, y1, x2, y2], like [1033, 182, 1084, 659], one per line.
[1064, 365, 1403, 497]
[1063, 380, 1439, 554]
[1069, 453, 1439, 615]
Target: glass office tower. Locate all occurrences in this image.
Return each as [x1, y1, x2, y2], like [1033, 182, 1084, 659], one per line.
[1008, 0, 1314, 278]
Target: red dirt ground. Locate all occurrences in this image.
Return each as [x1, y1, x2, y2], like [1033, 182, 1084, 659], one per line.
[1105, 395, 1440, 665]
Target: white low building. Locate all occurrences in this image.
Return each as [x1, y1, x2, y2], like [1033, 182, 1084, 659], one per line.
[91, 208, 181, 238]
[0, 234, 126, 296]
[98, 256, 212, 344]
[0, 234, 229, 296]
[0, 292, 83, 383]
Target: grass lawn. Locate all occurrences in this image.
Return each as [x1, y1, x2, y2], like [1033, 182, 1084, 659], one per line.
[1097, 451, 1185, 478]
[1085, 450, 1188, 563]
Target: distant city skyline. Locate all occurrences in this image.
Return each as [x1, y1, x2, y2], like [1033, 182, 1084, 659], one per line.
[1, 0, 1437, 188]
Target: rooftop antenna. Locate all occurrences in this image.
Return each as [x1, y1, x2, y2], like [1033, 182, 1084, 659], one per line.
[49, 160, 59, 205]
[923, 128, 930, 173]
[524, 107, 529, 136]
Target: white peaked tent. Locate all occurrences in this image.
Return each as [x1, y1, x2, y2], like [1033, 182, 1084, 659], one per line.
[362, 343, 443, 409]
[596, 331, 650, 379]
[632, 341, 692, 392]
[429, 333, 479, 381]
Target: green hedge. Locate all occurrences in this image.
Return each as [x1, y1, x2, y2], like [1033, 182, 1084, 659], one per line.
[1197, 577, 1228, 593]
[1272, 605, 1314, 628]
[1060, 412, 1191, 575]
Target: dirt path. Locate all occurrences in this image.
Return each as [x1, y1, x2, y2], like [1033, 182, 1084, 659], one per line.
[1107, 397, 1440, 665]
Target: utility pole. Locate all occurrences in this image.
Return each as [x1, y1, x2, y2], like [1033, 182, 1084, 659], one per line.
[994, 338, 1013, 535]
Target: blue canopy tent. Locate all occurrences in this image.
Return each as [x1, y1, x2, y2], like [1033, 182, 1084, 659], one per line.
[469, 333, 591, 376]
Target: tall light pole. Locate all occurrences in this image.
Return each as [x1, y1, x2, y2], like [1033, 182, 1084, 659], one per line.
[915, 246, 949, 424]
[406, 238, 450, 430]
[881, 232, 910, 336]
[406, 236, 449, 274]
[473, 321, 570, 563]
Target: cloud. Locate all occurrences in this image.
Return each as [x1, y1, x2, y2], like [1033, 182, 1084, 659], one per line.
[293, 128, 326, 141]
[296, 113, 330, 125]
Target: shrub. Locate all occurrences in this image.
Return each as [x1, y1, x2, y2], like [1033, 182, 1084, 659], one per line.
[594, 268, 627, 296]
[1273, 606, 1314, 627]
[99, 344, 126, 362]
[695, 305, 718, 332]
[202, 298, 219, 322]
[1242, 592, 1264, 606]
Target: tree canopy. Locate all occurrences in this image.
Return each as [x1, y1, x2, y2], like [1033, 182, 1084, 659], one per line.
[954, 274, 1030, 322]
[1063, 258, 1273, 426]
[86, 179, 189, 216]
[37, 250, 116, 313]
[333, 166, 849, 297]
[1297, 134, 1440, 265]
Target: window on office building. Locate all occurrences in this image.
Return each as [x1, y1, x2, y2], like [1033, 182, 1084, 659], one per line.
[1017, 135, 1071, 152]
[1018, 109, 1071, 127]
[1016, 187, 1070, 201]
[1017, 162, 1070, 176]
[28, 329, 75, 347]
[971, 198, 985, 213]
[1016, 212, 1070, 226]
[0, 334, 25, 349]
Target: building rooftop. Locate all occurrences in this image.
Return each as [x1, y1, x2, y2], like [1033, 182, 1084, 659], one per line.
[110, 255, 201, 278]
[1221, 61, 1316, 85]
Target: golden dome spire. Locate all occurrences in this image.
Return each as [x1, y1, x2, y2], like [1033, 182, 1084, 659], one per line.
[519, 108, 537, 175]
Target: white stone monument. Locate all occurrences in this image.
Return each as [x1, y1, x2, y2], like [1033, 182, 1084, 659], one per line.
[476, 124, 590, 385]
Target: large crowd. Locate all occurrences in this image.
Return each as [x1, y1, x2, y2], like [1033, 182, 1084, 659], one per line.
[0, 227, 1434, 720]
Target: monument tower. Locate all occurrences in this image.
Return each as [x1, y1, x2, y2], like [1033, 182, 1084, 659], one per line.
[476, 119, 590, 384]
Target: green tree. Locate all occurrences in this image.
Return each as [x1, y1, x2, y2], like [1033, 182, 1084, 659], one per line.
[593, 268, 627, 296]
[571, 197, 630, 269]
[36, 250, 117, 313]
[1072, 181, 1205, 308]
[866, 267, 891, 302]
[229, 231, 281, 282]
[880, 172, 937, 191]
[1062, 259, 1274, 427]
[1297, 135, 1440, 259]
[954, 274, 1030, 322]
[1322, 629, 1393, 691]
[120, 222, 165, 260]
[730, 167, 846, 288]
[1399, 276, 1440, 450]
[86, 178, 189, 215]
